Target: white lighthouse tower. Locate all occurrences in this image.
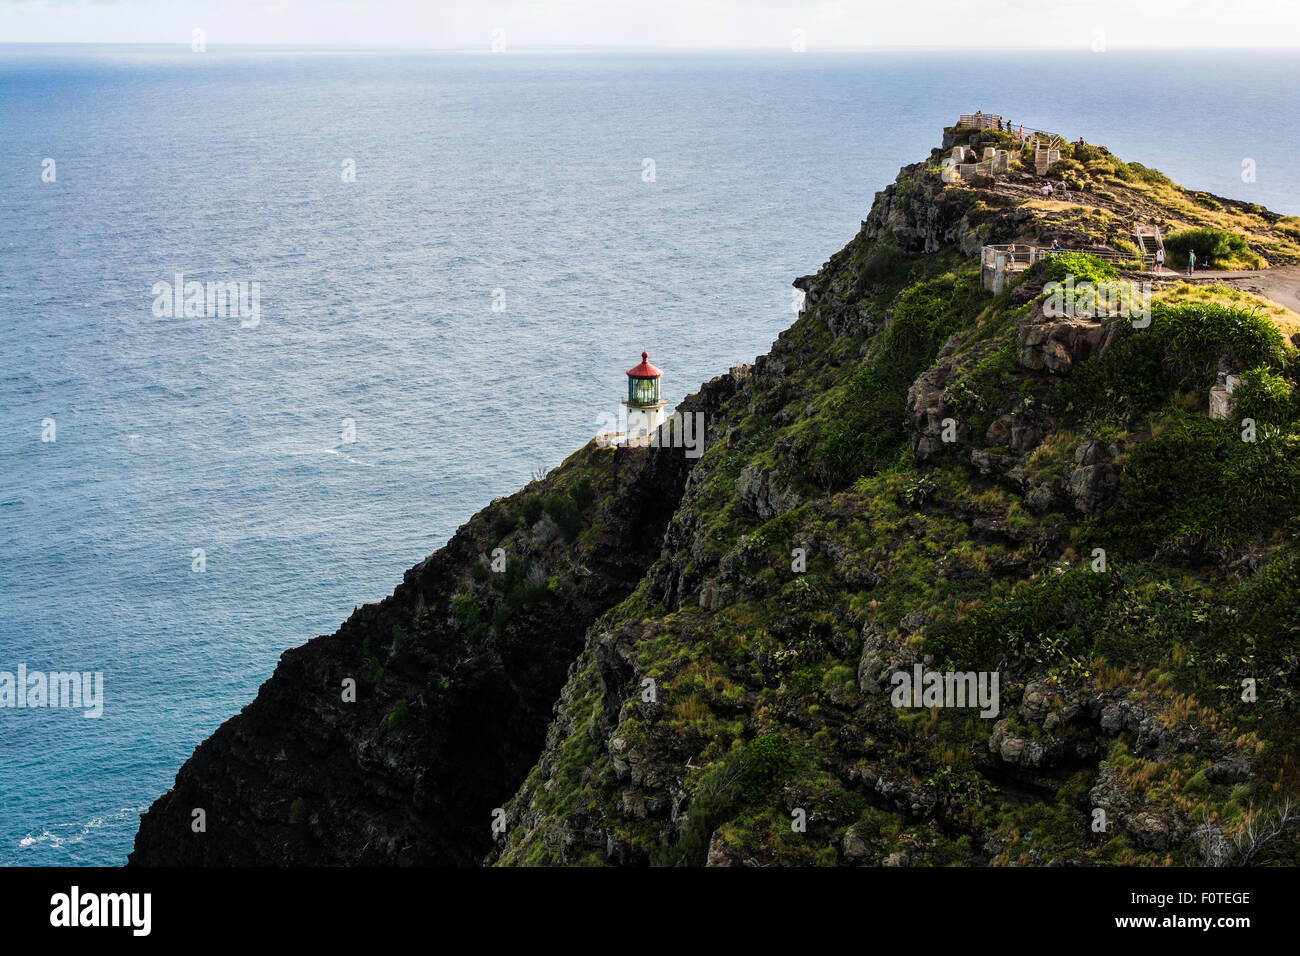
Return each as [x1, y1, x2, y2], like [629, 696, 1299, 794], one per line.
[623, 351, 667, 446]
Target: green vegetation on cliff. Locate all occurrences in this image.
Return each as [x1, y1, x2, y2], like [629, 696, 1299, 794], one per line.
[489, 125, 1300, 868]
[132, 122, 1300, 870]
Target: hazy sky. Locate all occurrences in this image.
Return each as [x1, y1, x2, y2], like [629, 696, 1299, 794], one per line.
[3, 0, 1300, 49]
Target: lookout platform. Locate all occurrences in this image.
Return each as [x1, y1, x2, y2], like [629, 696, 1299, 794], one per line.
[946, 112, 1070, 183]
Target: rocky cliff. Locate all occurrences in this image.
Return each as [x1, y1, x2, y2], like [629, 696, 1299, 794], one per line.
[132, 123, 1300, 866]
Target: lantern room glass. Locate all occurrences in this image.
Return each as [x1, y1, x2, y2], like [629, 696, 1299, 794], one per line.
[628, 376, 660, 406]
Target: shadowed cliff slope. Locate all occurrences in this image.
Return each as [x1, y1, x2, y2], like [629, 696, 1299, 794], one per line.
[129, 379, 742, 865]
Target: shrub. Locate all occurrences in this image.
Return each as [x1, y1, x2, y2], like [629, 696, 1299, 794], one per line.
[387, 698, 411, 731]
[1123, 162, 1173, 187]
[1163, 227, 1264, 270]
[858, 238, 908, 288]
[1157, 303, 1285, 387]
[1234, 367, 1296, 424]
[362, 635, 383, 682]
[543, 493, 581, 542]
[1111, 237, 1141, 258]
[490, 555, 552, 632]
[737, 734, 799, 802]
[880, 273, 985, 382]
[1225, 550, 1300, 709]
[521, 495, 544, 527]
[808, 271, 984, 488]
[1047, 158, 1085, 179]
[570, 475, 595, 511]
[924, 569, 1113, 671]
[652, 734, 804, 866]
[451, 592, 478, 625]
[451, 592, 486, 643]
[1161, 547, 1300, 711]
[1101, 412, 1300, 553]
[810, 366, 903, 489]
[1041, 252, 1118, 287]
[1052, 325, 1166, 426]
[1070, 142, 1110, 166]
[489, 506, 518, 541]
[1054, 302, 1286, 426]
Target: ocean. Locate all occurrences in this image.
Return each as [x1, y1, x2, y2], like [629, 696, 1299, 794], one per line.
[1, 45, 1296, 866]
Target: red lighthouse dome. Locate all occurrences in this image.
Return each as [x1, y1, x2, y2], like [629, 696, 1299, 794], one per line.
[626, 351, 661, 379]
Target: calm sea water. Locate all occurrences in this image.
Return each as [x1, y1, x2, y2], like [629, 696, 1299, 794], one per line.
[1, 46, 1296, 866]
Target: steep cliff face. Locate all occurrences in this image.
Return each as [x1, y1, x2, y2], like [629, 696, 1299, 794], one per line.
[134, 124, 1300, 867]
[129, 375, 743, 865]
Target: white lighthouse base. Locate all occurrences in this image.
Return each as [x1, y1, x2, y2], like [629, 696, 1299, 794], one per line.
[623, 402, 668, 447]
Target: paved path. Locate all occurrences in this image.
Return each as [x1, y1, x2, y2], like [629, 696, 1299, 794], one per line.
[1147, 269, 1269, 281]
[1222, 265, 1300, 314]
[1144, 265, 1300, 315]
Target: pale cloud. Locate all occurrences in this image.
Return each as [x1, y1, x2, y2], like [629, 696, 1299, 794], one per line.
[1, 0, 1298, 48]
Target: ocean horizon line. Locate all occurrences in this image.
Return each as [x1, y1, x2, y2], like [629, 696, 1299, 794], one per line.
[4, 41, 1300, 54]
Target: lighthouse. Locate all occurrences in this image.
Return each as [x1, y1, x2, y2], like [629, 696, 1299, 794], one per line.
[623, 351, 667, 445]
